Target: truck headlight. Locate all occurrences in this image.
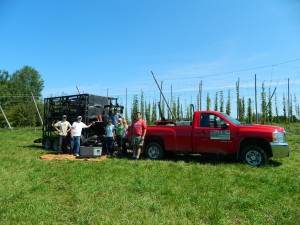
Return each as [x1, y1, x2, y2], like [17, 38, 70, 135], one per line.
[272, 132, 286, 143]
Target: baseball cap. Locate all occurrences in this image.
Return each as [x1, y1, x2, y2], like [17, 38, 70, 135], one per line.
[77, 116, 82, 119]
[62, 115, 67, 118]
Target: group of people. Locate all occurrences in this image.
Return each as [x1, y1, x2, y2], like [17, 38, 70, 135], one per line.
[53, 110, 147, 160]
[53, 115, 94, 156]
[105, 111, 147, 160]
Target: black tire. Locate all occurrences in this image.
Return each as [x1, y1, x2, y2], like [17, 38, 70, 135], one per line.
[145, 142, 163, 160]
[52, 138, 59, 151]
[241, 145, 268, 167]
[43, 137, 52, 150]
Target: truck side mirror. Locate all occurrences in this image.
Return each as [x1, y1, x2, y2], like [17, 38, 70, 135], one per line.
[221, 123, 229, 129]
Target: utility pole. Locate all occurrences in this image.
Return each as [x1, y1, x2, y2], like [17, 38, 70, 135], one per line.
[76, 86, 80, 94]
[199, 80, 202, 110]
[151, 71, 176, 120]
[160, 81, 163, 104]
[0, 105, 13, 130]
[255, 74, 258, 123]
[125, 88, 128, 119]
[31, 92, 43, 126]
[170, 85, 173, 112]
[288, 78, 290, 123]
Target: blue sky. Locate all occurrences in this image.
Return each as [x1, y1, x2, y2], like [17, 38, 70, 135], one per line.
[1, 0, 300, 117]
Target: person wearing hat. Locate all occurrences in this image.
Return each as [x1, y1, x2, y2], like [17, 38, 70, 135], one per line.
[70, 116, 95, 156]
[54, 115, 72, 154]
[110, 108, 122, 129]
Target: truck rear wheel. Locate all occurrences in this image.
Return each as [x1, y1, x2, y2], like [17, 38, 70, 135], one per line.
[43, 137, 52, 150]
[145, 142, 163, 160]
[241, 145, 268, 167]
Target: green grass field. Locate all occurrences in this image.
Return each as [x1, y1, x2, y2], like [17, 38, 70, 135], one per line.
[0, 125, 299, 224]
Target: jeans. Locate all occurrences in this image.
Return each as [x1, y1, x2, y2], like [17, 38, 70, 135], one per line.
[58, 135, 68, 154]
[121, 137, 128, 155]
[70, 136, 81, 154]
[106, 137, 114, 155]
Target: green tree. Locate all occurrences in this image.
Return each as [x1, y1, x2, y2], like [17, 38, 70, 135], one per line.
[177, 97, 180, 120]
[8, 102, 37, 127]
[161, 100, 166, 119]
[289, 94, 293, 123]
[236, 80, 240, 119]
[214, 92, 218, 111]
[206, 93, 211, 110]
[261, 82, 267, 124]
[172, 98, 177, 120]
[145, 101, 151, 124]
[10, 66, 44, 101]
[131, 95, 139, 122]
[180, 104, 184, 119]
[283, 94, 287, 123]
[239, 97, 245, 122]
[275, 93, 279, 123]
[226, 90, 231, 115]
[247, 98, 253, 123]
[294, 94, 300, 119]
[0, 70, 11, 109]
[219, 91, 224, 112]
[267, 88, 273, 123]
[140, 91, 145, 119]
[151, 101, 157, 124]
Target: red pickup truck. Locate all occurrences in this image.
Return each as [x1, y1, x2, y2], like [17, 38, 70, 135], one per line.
[137, 110, 289, 166]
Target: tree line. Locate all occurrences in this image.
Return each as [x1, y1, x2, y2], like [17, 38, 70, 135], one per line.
[0, 66, 44, 127]
[0, 65, 299, 128]
[130, 85, 300, 125]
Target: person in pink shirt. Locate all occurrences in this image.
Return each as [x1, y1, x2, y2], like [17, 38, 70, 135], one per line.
[131, 111, 147, 160]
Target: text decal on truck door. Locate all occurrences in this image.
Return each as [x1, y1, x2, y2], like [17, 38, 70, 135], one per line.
[210, 130, 230, 140]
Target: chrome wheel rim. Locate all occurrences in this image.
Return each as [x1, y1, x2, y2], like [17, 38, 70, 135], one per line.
[148, 146, 159, 159]
[245, 150, 262, 166]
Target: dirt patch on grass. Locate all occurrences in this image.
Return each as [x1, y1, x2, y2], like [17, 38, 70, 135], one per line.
[40, 154, 107, 161]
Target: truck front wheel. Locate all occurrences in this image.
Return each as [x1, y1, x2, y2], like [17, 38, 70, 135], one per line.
[145, 142, 163, 160]
[241, 145, 268, 167]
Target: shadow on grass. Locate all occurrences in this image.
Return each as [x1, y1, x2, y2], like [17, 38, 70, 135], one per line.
[164, 153, 283, 167]
[23, 144, 44, 150]
[163, 152, 237, 165]
[24, 145, 283, 167]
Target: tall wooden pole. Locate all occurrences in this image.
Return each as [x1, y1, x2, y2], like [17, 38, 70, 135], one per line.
[31, 92, 43, 126]
[125, 88, 128, 119]
[0, 105, 13, 130]
[255, 74, 258, 123]
[200, 80, 202, 110]
[288, 78, 290, 123]
[151, 71, 176, 120]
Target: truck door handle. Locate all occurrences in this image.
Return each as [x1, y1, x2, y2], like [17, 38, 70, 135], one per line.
[198, 131, 207, 135]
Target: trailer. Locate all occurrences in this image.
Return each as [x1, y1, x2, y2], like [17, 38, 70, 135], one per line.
[35, 94, 123, 152]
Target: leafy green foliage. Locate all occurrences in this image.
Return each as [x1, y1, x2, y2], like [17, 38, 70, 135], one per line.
[226, 89, 231, 116]
[0, 66, 44, 128]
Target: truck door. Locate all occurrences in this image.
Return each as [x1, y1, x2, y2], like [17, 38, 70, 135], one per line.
[193, 113, 233, 154]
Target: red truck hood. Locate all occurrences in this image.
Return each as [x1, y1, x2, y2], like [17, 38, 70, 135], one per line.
[236, 124, 286, 141]
[240, 124, 286, 133]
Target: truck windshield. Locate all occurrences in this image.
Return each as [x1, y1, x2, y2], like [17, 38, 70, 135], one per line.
[220, 112, 241, 125]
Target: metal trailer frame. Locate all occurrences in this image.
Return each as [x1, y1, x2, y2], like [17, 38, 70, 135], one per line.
[41, 94, 111, 151]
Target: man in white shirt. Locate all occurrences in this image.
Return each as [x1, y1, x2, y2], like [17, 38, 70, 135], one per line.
[71, 116, 94, 156]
